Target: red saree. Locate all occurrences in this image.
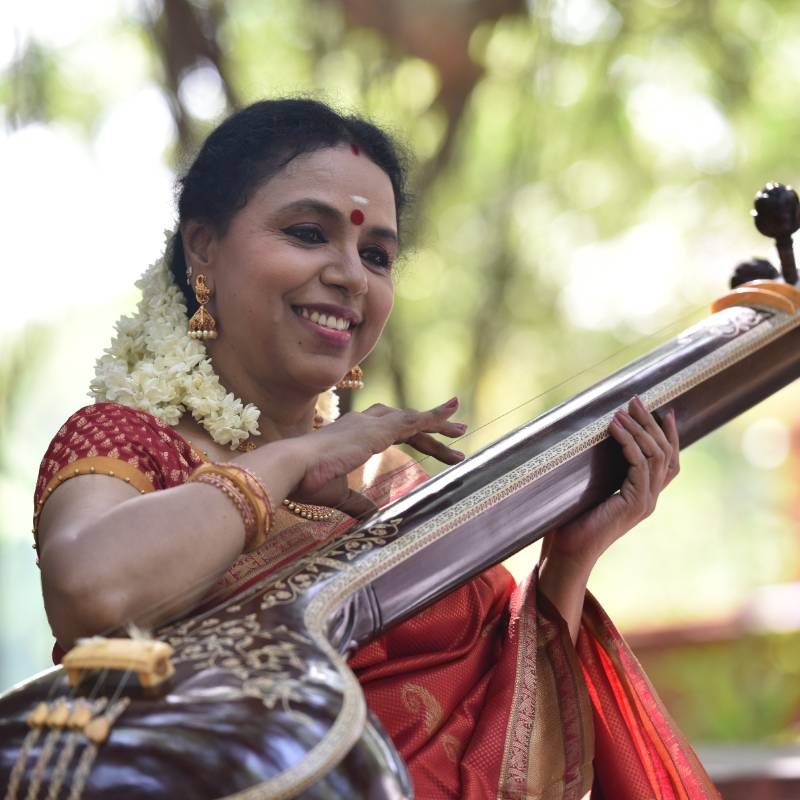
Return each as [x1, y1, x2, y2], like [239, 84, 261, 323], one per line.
[34, 403, 720, 799]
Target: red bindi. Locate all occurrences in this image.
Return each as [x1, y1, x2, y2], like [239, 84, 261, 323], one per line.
[350, 209, 365, 225]
[351, 143, 360, 156]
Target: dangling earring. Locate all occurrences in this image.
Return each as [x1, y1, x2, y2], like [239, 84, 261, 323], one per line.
[188, 274, 218, 340]
[336, 365, 364, 390]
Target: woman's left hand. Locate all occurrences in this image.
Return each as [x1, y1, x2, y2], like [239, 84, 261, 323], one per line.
[541, 396, 680, 571]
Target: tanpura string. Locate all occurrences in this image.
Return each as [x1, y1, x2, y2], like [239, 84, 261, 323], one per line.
[85, 669, 109, 702]
[41, 675, 113, 800]
[3, 658, 89, 800]
[24, 667, 137, 799]
[21, 675, 118, 800]
[71, 668, 111, 715]
[104, 669, 133, 709]
[46, 728, 84, 800]
[54, 668, 107, 720]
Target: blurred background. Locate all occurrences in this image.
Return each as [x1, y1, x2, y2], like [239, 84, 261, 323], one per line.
[3, 0, 800, 794]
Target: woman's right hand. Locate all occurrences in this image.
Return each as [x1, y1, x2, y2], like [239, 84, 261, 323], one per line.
[287, 397, 467, 518]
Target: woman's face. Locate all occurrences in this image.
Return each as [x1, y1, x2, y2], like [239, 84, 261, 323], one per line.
[194, 144, 398, 399]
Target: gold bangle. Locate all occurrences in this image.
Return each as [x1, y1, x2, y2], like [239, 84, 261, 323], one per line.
[215, 463, 274, 550]
[190, 471, 259, 549]
[189, 463, 264, 553]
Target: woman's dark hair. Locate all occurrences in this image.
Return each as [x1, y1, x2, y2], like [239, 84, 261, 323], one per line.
[170, 98, 409, 313]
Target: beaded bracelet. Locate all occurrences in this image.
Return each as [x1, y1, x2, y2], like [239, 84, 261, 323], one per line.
[190, 471, 258, 550]
[216, 463, 275, 548]
[188, 463, 274, 552]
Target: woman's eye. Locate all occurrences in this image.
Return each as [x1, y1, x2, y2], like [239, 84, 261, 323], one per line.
[361, 247, 392, 270]
[284, 225, 326, 244]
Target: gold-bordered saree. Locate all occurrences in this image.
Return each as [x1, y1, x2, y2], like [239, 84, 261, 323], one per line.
[35, 403, 720, 800]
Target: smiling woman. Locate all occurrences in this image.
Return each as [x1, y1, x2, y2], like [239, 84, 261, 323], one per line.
[22, 99, 719, 799]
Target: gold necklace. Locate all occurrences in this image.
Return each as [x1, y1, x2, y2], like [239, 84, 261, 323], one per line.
[239, 419, 330, 518]
[282, 499, 338, 521]
[236, 415, 322, 454]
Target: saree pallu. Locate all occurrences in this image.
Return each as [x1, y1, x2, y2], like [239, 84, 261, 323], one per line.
[35, 403, 720, 799]
[351, 569, 719, 800]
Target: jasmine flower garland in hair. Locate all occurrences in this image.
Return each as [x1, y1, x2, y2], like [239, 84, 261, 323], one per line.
[90, 236, 339, 449]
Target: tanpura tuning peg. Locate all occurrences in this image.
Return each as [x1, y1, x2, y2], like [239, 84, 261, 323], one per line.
[751, 182, 800, 284]
[730, 257, 779, 289]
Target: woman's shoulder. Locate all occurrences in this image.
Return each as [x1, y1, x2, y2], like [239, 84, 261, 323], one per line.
[57, 402, 173, 433]
[35, 402, 204, 507]
[50, 402, 154, 434]
[33, 402, 206, 552]
[46, 403, 200, 462]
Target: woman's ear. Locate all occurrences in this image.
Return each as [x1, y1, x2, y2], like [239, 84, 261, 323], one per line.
[181, 220, 218, 287]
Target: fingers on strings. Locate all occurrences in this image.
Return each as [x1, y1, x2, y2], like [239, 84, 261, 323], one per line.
[362, 398, 468, 463]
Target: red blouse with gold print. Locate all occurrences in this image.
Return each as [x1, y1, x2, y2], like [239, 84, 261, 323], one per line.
[33, 403, 204, 553]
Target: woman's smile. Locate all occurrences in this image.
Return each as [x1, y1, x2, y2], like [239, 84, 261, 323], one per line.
[292, 303, 361, 347]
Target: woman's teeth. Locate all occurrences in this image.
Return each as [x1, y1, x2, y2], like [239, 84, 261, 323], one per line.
[298, 307, 352, 331]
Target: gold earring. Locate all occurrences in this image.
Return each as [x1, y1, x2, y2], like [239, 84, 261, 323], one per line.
[188, 274, 218, 340]
[336, 365, 364, 390]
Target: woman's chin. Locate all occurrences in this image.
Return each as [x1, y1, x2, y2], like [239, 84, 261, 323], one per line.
[286, 358, 356, 396]
[295, 373, 344, 395]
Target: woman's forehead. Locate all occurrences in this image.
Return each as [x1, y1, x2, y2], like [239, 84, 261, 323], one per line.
[259, 146, 396, 214]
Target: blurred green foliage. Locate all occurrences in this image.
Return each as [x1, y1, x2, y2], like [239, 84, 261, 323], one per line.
[3, 0, 800, 745]
[638, 631, 800, 742]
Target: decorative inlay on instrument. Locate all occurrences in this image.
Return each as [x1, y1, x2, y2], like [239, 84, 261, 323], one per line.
[3, 184, 800, 799]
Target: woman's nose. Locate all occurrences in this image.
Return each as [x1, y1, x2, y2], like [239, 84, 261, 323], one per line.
[321, 249, 368, 295]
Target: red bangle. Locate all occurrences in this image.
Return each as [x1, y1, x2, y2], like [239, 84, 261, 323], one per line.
[189, 462, 274, 552]
[188, 468, 257, 551]
[216, 463, 275, 551]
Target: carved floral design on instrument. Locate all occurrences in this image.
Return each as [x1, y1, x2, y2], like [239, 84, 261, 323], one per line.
[323, 517, 403, 561]
[257, 518, 403, 612]
[259, 558, 344, 610]
[161, 520, 403, 711]
[165, 614, 312, 710]
[677, 306, 768, 345]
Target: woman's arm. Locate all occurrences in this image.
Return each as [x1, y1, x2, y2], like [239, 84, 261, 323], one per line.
[38, 400, 465, 650]
[538, 397, 680, 643]
[38, 438, 306, 649]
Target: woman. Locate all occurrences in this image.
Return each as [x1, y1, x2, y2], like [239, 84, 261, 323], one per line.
[33, 99, 718, 798]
